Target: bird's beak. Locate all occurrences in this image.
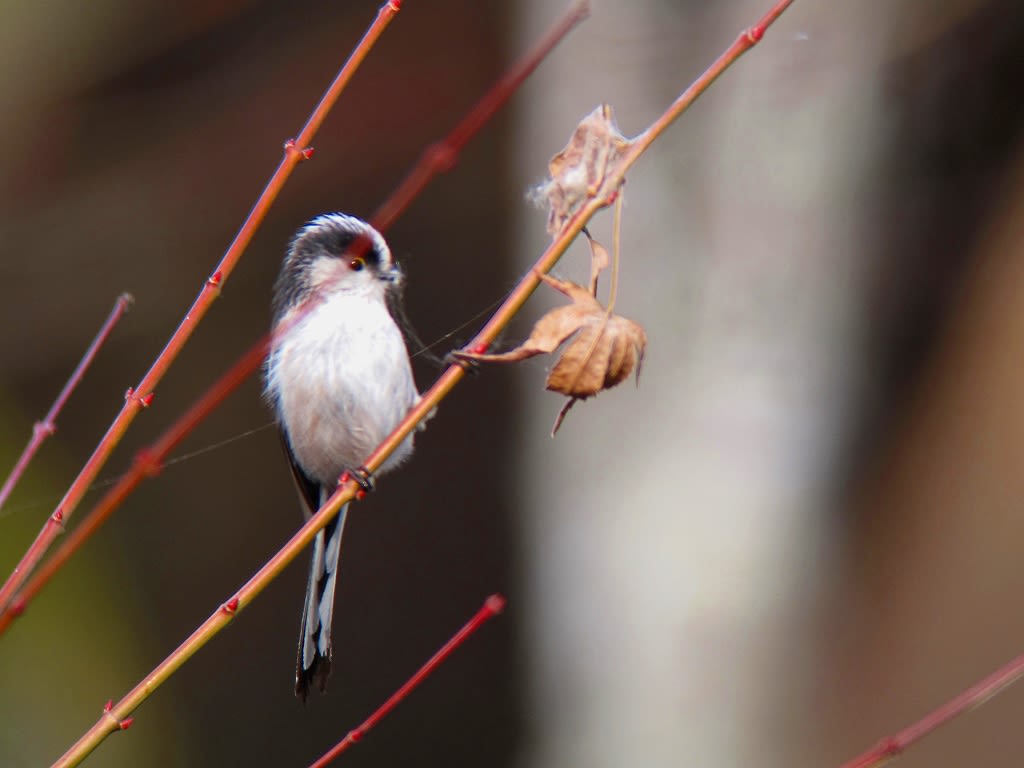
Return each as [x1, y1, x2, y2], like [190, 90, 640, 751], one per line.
[379, 267, 401, 284]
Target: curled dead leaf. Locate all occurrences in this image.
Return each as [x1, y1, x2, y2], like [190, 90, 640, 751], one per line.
[545, 308, 645, 397]
[455, 272, 646, 434]
[535, 104, 633, 236]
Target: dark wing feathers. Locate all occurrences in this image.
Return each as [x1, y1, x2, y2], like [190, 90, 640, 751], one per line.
[279, 430, 320, 519]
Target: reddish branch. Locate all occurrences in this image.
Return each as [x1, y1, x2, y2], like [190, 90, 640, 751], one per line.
[0, 293, 132, 515]
[309, 595, 506, 768]
[838, 649, 1024, 768]
[0, 340, 270, 633]
[372, 0, 590, 231]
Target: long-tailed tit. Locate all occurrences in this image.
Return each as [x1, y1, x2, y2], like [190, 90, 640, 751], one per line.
[264, 213, 420, 701]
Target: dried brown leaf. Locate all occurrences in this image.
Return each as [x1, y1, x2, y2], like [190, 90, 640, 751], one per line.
[536, 104, 633, 236]
[455, 282, 599, 364]
[455, 272, 647, 434]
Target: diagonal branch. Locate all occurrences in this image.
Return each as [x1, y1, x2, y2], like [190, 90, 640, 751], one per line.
[0, 293, 132, 515]
[309, 595, 506, 768]
[372, 0, 590, 231]
[837, 648, 1024, 768]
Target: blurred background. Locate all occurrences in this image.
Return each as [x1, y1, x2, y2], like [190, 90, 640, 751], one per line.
[2, 0, 1024, 765]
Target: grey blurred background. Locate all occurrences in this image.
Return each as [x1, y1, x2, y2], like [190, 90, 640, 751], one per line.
[2, 0, 1024, 766]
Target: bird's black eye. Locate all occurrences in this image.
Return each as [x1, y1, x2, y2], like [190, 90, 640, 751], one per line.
[349, 256, 366, 272]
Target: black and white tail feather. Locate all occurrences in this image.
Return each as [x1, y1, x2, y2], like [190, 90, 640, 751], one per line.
[282, 435, 349, 699]
[265, 214, 420, 701]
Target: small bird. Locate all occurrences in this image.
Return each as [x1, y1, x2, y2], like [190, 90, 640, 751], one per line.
[264, 213, 420, 700]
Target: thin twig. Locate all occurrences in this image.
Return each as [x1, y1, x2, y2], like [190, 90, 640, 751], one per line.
[0, 0, 402, 620]
[47, 3, 795, 765]
[0, 340, 269, 635]
[309, 595, 506, 768]
[837, 649, 1024, 768]
[372, 0, 590, 231]
[0, 294, 132, 515]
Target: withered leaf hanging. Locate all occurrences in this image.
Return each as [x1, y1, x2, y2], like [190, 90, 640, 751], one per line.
[456, 272, 646, 434]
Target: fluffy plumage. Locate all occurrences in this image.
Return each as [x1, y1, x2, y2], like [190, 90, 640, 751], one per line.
[265, 214, 419, 700]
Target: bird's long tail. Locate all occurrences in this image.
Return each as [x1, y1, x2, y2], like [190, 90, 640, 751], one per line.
[295, 498, 348, 701]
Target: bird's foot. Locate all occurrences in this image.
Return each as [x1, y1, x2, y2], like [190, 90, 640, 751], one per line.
[339, 465, 374, 497]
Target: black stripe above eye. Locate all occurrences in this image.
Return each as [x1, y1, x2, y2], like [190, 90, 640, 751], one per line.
[316, 229, 382, 267]
[272, 215, 389, 319]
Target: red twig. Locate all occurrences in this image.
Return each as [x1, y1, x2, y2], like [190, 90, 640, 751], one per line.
[0, 339, 268, 634]
[372, 0, 590, 230]
[0, 293, 132, 515]
[838, 649, 1024, 768]
[626, 0, 796, 162]
[309, 595, 506, 768]
[0, 0, 585, 638]
[0, 0, 402, 619]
